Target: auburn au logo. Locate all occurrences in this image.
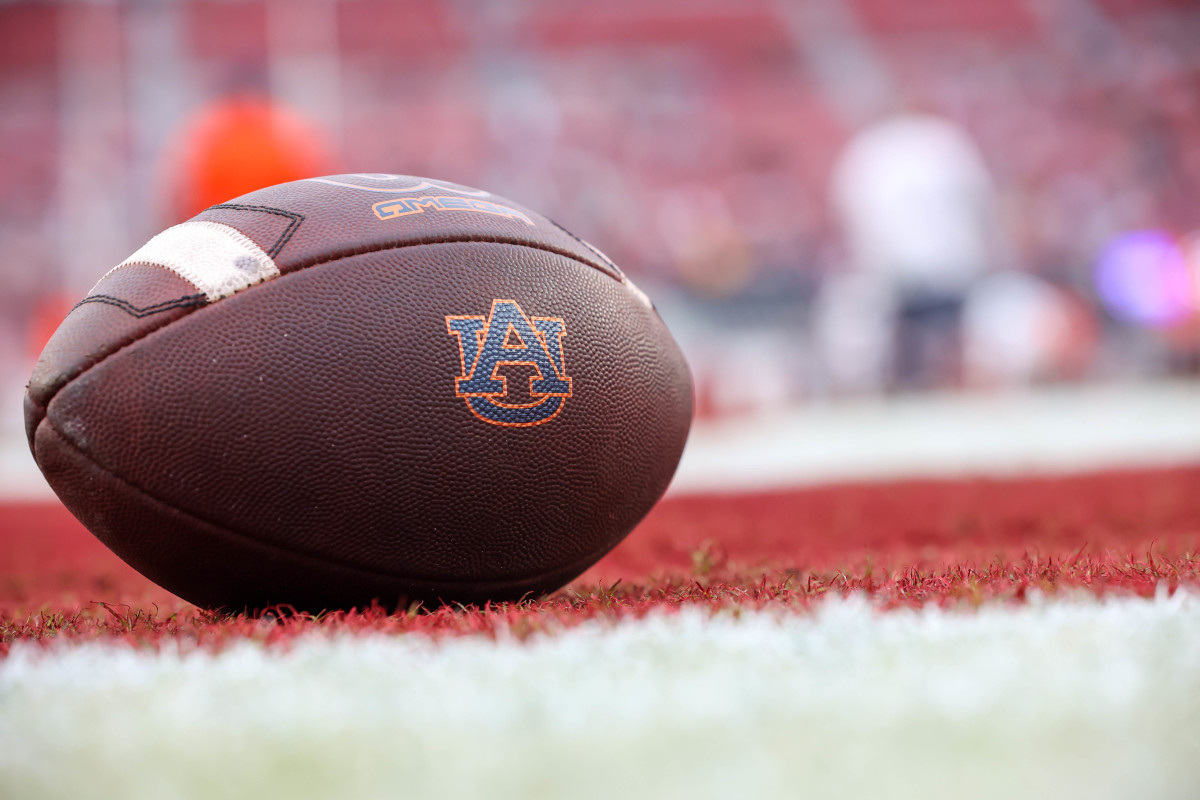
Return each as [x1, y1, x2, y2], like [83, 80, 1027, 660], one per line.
[446, 300, 572, 427]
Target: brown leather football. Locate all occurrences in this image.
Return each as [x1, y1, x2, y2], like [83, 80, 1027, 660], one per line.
[24, 174, 692, 611]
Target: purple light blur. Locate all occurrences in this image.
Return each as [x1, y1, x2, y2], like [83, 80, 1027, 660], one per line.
[1094, 231, 1193, 328]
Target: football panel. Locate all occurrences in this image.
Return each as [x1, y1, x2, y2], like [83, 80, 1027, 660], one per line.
[26, 173, 625, 459]
[24, 264, 205, 432]
[41, 241, 691, 585]
[33, 419, 605, 611]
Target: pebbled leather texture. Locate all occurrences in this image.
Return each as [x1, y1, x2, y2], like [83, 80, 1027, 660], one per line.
[25, 175, 692, 611]
[24, 265, 204, 446]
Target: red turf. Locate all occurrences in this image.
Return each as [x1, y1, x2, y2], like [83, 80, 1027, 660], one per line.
[2, 466, 1198, 653]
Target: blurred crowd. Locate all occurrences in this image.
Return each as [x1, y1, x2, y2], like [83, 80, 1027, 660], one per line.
[1, 0, 1198, 419]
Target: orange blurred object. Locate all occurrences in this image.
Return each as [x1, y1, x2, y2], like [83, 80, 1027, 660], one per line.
[27, 293, 76, 361]
[171, 95, 333, 220]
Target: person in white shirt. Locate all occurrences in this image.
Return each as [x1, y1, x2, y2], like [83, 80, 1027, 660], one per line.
[829, 111, 998, 389]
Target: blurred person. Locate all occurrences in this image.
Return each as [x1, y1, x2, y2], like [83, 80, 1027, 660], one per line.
[812, 270, 895, 395]
[962, 271, 1095, 387]
[830, 110, 998, 390]
[166, 90, 333, 222]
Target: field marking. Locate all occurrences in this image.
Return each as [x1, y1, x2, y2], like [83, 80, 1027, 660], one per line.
[671, 380, 1200, 493]
[3, 591, 1199, 800]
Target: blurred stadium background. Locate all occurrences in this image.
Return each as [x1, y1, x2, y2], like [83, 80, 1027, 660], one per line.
[3, 4, 1200, 797]
[2, 0, 1199, 424]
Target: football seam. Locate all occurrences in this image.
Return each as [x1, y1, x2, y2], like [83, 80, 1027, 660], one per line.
[73, 293, 207, 318]
[546, 217, 625, 279]
[38, 416, 612, 599]
[207, 203, 305, 258]
[34, 236, 627, 420]
[285, 233, 626, 282]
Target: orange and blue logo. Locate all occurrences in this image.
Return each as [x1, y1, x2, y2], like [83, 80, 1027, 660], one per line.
[446, 300, 571, 427]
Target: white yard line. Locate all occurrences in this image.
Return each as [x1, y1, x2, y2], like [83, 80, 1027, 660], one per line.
[3, 591, 1199, 800]
[670, 380, 1200, 493]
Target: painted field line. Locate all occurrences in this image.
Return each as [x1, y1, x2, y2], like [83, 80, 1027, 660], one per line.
[3, 591, 1199, 800]
[671, 380, 1200, 493]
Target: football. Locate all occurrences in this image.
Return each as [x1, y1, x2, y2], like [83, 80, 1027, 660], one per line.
[24, 174, 693, 612]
